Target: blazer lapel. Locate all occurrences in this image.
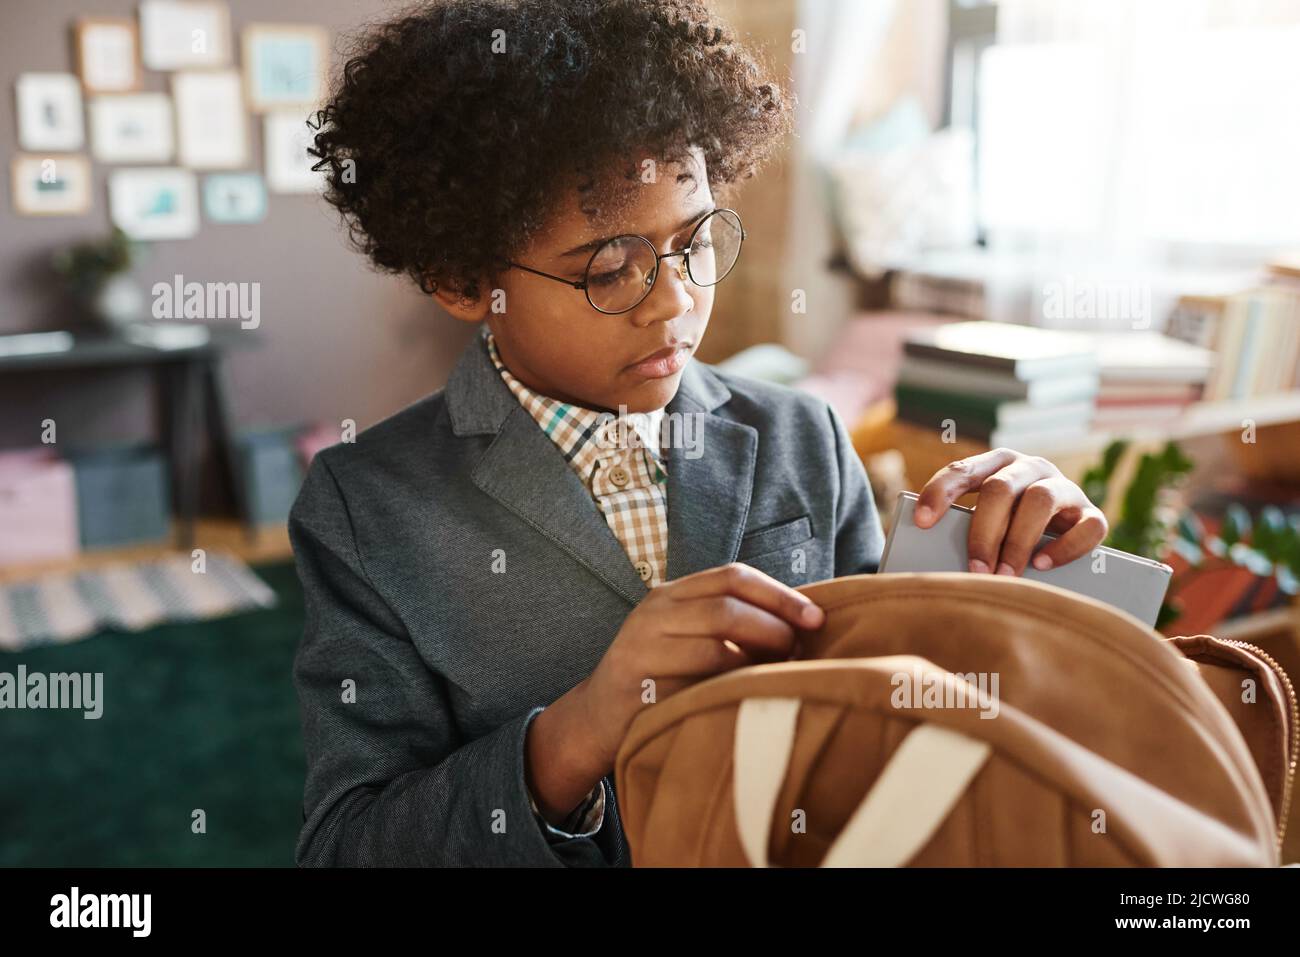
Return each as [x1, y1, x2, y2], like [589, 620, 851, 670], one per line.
[472, 407, 652, 605]
[445, 328, 759, 600]
[447, 329, 650, 606]
[663, 361, 758, 581]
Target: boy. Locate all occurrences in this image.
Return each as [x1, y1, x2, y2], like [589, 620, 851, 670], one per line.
[291, 0, 1108, 867]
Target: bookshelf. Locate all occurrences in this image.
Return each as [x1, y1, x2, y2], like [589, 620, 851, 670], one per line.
[1029, 389, 1300, 455]
[858, 389, 1300, 512]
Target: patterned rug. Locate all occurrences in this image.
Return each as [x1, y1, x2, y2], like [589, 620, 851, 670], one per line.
[0, 552, 279, 651]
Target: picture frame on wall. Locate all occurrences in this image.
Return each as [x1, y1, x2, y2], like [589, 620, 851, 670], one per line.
[242, 24, 330, 113]
[108, 167, 200, 240]
[203, 172, 267, 224]
[264, 111, 324, 194]
[74, 17, 141, 94]
[139, 0, 232, 71]
[89, 94, 174, 164]
[173, 70, 247, 169]
[15, 73, 85, 152]
[11, 154, 92, 216]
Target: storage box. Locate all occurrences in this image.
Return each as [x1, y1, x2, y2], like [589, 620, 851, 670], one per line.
[296, 420, 342, 469]
[0, 448, 79, 566]
[69, 444, 171, 549]
[240, 428, 304, 526]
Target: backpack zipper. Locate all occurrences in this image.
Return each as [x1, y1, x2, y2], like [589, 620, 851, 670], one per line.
[1219, 638, 1298, 851]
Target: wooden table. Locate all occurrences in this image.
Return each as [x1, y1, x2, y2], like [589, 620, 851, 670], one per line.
[0, 325, 259, 549]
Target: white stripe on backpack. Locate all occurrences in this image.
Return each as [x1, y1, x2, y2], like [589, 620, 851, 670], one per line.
[733, 697, 992, 867]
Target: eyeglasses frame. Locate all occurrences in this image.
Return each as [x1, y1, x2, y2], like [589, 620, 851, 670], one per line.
[503, 207, 746, 315]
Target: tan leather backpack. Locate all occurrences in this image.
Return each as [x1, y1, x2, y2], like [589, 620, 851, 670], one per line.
[614, 573, 1296, 867]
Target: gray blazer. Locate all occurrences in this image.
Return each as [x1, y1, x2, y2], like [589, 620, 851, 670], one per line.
[289, 329, 885, 867]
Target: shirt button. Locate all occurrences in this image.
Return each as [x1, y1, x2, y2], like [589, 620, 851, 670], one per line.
[635, 560, 653, 581]
[609, 465, 630, 487]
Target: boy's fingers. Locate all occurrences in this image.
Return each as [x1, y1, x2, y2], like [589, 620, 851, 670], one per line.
[965, 460, 1058, 571]
[660, 595, 798, 659]
[667, 562, 824, 629]
[1029, 507, 1109, 571]
[638, 635, 755, 678]
[992, 480, 1062, 575]
[914, 447, 1020, 527]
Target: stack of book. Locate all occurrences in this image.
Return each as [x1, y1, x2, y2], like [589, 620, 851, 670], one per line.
[1089, 332, 1214, 430]
[1165, 258, 1300, 400]
[895, 321, 1099, 448]
[892, 268, 986, 320]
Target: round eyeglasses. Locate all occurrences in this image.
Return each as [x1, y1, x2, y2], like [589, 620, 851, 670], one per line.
[505, 208, 745, 315]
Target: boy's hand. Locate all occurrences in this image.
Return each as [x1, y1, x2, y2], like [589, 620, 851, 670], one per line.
[913, 447, 1108, 577]
[579, 563, 824, 768]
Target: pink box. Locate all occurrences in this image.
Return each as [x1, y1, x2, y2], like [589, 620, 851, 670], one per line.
[296, 421, 342, 469]
[793, 311, 961, 424]
[0, 448, 80, 567]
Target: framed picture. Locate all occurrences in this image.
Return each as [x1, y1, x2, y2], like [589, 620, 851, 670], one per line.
[15, 73, 85, 151]
[173, 70, 247, 169]
[109, 168, 200, 239]
[139, 0, 231, 70]
[11, 154, 92, 216]
[264, 111, 323, 194]
[89, 94, 174, 163]
[74, 18, 141, 94]
[203, 172, 266, 223]
[242, 24, 329, 113]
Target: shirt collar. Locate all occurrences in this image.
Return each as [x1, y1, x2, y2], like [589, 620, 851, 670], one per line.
[483, 330, 666, 463]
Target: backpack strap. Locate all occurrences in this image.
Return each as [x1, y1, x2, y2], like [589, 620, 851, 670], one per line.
[821, 723, 991, 866]
[734, 697, 802, 868]
[733, 697, 992, 867]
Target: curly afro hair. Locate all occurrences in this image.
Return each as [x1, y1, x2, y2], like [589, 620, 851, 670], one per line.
[309, 0, 792, 299]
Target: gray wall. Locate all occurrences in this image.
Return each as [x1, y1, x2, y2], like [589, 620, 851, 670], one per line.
[0, 0, 473, 454]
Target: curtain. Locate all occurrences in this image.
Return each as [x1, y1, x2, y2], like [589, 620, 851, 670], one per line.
[780, 0, 899, 358]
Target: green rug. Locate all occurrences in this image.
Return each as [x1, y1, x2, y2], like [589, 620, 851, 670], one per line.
[0, 561, 306, 867]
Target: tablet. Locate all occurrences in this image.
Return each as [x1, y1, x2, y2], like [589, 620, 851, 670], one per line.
[879, 491, 1173, 628]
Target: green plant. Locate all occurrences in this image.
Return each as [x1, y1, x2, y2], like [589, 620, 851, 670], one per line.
[1083, 438, 1300, 629]
[51, 228, 142, 300]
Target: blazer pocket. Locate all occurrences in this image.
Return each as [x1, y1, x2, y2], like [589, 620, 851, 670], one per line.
[736, 515, 814, 561]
